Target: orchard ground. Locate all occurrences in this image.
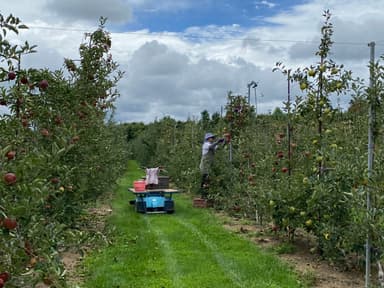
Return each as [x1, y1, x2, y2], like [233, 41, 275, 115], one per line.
[62, 194, 367, 288]
[219, 212, 366, 288]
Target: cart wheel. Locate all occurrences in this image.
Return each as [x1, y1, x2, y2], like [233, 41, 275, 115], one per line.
[164, 200, 174, 213]
[135, 201, 146, 213]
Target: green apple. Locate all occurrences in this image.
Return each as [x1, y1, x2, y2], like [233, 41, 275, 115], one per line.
[300, 82, 307, 90]
[308, 69, 316, 77]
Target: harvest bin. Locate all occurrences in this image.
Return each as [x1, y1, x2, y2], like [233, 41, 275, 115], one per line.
[133, 180, 146, 192]
[142, 176, 170, 190]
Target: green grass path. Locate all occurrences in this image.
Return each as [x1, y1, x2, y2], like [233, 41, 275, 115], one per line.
[79, 161, 303, 288]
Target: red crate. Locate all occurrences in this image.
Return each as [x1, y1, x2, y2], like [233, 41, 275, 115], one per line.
[133, 180, 146, 192]
[193, 198, 213, 208]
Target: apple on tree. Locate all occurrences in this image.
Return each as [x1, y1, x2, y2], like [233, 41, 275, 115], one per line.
[5, 150, 16, 160]
[308, 69, 316, 77]
[39, 79, 49, 90]
[300, 82, 307, 90]
[20, 76, 28, 84]
[3, 172, 16, 185]
[7, 71, 16, 80]
[40, 128, 50, 137]
[50, 177, 60, 184]
[54, 115, 63, 125]
[0, 272, 10, 283]
[276, 151, 284, 159]
[2, 217, 17, 230]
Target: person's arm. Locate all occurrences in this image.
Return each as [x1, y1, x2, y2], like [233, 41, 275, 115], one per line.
[209, 138, 225, 150]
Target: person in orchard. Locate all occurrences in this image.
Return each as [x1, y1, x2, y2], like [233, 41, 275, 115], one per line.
[199, 132, 225, 198]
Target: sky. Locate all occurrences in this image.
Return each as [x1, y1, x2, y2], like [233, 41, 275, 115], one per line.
[1, 0, 384, 123]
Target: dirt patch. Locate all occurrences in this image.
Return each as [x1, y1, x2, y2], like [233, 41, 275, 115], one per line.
[219, 213, 367, 288]
[60, 204, 113, 286]
[62, 251, 82, 273]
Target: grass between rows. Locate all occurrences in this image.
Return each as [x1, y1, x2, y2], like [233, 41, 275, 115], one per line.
[77, 160, 305, 288]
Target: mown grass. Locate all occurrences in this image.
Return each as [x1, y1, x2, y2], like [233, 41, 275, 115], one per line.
[78, 160, 306, 288]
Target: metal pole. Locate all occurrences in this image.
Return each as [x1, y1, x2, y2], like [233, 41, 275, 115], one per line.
[366, 41, 375, 288]
[247, 84, 251, 104]
[254, 84, 258, 116]
[287, 70, 292, 176]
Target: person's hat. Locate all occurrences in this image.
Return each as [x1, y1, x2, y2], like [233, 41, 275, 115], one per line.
[204, 132, 216, 140]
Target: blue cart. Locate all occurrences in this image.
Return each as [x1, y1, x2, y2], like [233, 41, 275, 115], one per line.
[129, 188, 179, 214]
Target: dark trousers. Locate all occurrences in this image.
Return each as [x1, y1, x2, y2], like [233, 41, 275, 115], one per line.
[200, 173, 209, 198]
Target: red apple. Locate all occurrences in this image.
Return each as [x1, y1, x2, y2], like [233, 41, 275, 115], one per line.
[3, 172, 16, 185]
[0, 271, 10, 283]
[0, 278, 4, 288]
[50, 177, 60, 184]
[70, 135, 80, 144]
[54, 116, 63, 125]
[223, 132, 231, 143]
[40, 128, 49, 137]
[3, 218, 17, 230]
[5, 150, 16, 160]
[39, 79, 49, 90]
[281, 167, 289, 173]
[7, 71, 16, 80]
[20, 76, 28, 85]
[21, 118, 29, 127]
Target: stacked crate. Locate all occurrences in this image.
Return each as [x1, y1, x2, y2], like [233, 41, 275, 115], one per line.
[144, 176, 170, 190]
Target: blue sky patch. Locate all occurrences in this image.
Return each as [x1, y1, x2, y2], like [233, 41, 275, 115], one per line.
[125, 0, 306, 32]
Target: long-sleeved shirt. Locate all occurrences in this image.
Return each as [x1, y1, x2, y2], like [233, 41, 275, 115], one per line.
[199, 139, 222, 174]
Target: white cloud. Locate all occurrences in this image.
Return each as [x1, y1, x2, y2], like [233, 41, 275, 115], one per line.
[255, 1, 277, 9]
[115, 40, 269, 123]
[2, 0, 384, 123]
[44, 0, 132, 25]
[128, 0, 195, 12]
